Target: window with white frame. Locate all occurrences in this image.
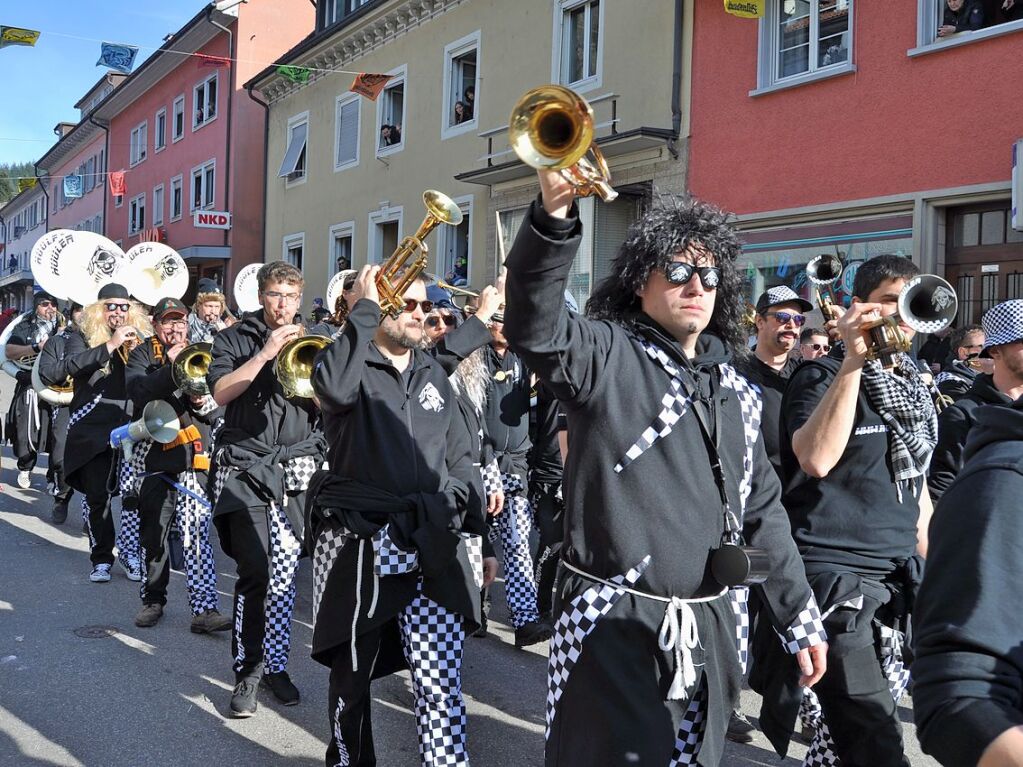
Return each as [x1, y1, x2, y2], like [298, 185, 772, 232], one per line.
[369, 207, 403, 263]
[376, 66, 406, 153]
[329, 221, 355, 277]
[757, 1, 853, 90]
[114, 194, 123, 208]
[279, 113, 309, 184]
[190, 160, 215, 212]
[152, 184, 165, 227]
[334, 94, 360, 171]
[438, 196, 472, 285]
[130, 121, 148, 166]
[170, 175, 183, 220]
[193, 73, 218, 129]
[555, 0, 603, 89]
[172, 96, 185, 141]
[155, 108, 167, 152]
[443, 32, 480, 136]
[283, 233, 305, 270]
[128, 193, 146, 234]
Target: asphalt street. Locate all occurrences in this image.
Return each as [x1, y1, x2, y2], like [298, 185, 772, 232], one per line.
[0, 376, 939, 767]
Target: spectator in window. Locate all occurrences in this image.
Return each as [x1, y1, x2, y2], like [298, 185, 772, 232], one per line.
[1000, 0, 1023, 21]
[938, 0, 985, 36]
[335, 254, 351, 273]
[379, 124, 401, 147]
[453, 100, 467, 125]
[196, 106, 204, 124]
[463, 86, 475, 120]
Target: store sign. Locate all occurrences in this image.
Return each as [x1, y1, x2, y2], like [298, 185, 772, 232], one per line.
[194, 210, 232, 229]
[981, 264, 1000, 273]
[1013, 139, 1023, 232]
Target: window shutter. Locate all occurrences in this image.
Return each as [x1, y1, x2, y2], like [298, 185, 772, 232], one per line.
[279, 122, 308, 177]
[337, 101, 359, 165]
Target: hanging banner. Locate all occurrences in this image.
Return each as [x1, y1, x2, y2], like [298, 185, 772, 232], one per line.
[724, 0, 766, 18]
[276, 64, 311, 84]
[17, 177, 37, 192]
[97, 42, 139, 74]
[197, 53, 230, 68]
[109, 171, 126, 197]
[350, 73, 393, 101]
[0, 25, 40, 48]
[63, 174, 84, 199]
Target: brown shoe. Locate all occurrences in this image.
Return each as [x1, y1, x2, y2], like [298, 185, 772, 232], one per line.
[190, 609, 232, 634]
[134, 603, 164, 628]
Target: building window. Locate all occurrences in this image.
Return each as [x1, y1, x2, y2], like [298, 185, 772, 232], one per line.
[329, 221, 355, 278]
[438, 196, 472, 286]
[555, 0, 603, 90]
[152, 184, 165, 227]
[283, 233, 305, 270]
[334, 94, 361, 172]
[128, 193, 146, 234]
[114, 194, 123, 208]
[368, 206, 403, 263]
[756, 1, 853, 91]
[190, 160, 215, 212]
[324, 0, 373, 27]
[442, 32, 480, 138]
[279, 112, 309, 185]
[193, 73, 218, 130]
[170, 175, 183, 221]
[172, 96, 185, 142]
[376, 66, 406, 155]
[919, 0, 1023, 48]
[129, 121, 148, 166]
[84, 157, 97, 193]
[98, 149, 105, 187]
[155, 108, 167, 152]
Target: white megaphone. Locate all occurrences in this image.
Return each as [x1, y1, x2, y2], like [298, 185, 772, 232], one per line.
[109, 400, 181, 459]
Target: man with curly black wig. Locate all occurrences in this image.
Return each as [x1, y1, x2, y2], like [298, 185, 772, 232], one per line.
[503, 170, 828, 766]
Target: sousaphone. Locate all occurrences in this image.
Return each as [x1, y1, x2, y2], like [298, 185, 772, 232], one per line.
[233, 263, 263, 314]
[122, 242, 189, 305]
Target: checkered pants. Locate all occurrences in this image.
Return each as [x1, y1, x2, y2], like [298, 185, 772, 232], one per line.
[115, 446, 147, 569]
[729, 587, 751, 675]
[669, 681, 709, 766]
[176, 471, 218, 615]
[494, 493, 541, 628]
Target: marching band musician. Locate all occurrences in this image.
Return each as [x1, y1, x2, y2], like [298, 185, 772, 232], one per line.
[4, 291, 61, 494]
[207, 261, 325, 718]
[54, 283, 151, 584]
[504, 170, 826, 766]
[188, 277, 228, 343]
[308, 265, 483, 767]
[124, 297, 230, 634]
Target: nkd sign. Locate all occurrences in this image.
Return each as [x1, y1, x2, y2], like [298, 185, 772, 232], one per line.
[194, 210, 232, 229]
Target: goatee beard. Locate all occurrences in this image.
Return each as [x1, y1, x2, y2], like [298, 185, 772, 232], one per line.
[383, 322, 427, 350]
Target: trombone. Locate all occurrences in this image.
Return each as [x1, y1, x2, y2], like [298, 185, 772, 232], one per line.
[435, 280, 479, 299]
[509, 85, 618, 202]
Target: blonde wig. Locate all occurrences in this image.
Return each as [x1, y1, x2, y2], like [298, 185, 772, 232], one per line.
[80, 300, 154, 350]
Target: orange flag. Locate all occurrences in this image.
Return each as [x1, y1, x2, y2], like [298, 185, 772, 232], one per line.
[350, 73, 393, 101]
[110, 171, 126, 197]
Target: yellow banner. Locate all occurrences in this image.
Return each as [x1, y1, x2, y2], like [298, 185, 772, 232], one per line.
[17, 177, 37, 192]
[0, 26, 41, 48]
[724, 0, 766, 18]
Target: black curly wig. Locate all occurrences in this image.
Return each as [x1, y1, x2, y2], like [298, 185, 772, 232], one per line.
[585, 194, 748, 356]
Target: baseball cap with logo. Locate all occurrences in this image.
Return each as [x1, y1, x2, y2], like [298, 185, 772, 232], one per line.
[755, 285, 813, 315]
[152, 296, 188, 322]
[980, 299, 1023, 357]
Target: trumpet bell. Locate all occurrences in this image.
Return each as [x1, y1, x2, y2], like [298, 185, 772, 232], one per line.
[275, 334, 332, 399]
[806, 254, 844, 286]
[172, 342, 213, 397]
[898, 274, 959, 334]
[423, 190, 464, 227]
[509, 85, 594, 171]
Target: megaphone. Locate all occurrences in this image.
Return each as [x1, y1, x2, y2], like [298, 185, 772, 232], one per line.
[109, 400, 181, 457]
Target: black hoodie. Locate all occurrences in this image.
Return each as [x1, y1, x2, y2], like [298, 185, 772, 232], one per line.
[927, 373, 1017, 500]
[913, 400, 1023, 767]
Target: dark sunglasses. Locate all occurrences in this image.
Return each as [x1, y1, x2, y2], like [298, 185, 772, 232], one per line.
[401, 299, 434, 314]
[104, 302, 130, 312]
[664, 262, 721, 290]
[37, 300, 56, 308]
[426, 315, 457, 329]
[766, 310, 806, 326]
[805, 342, 830, 352]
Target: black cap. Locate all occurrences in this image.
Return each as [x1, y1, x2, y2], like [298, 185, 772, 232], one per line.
[755, 285, 814, 315]
[196, 277, 221, 295]
[33, 291, 56, 307]
[151, 296, 188, 321]
[97, 283, 130, 301]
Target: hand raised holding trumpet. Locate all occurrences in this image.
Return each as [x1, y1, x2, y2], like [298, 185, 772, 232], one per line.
[105, 324, 140, 357]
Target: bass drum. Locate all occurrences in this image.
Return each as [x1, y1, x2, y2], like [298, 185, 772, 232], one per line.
[0, 313, 31, 379]
[31, 353, 73, 406]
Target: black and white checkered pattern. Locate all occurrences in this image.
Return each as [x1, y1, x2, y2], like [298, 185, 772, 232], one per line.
[373, 523, 419, 576]
[495, 494, 541, 628]
[261, 501, 302, 674]
[668, 681, 708, 766]
[933, 370, 971, 390]
[480, 459, 501, 497]
[115, 445, 149, 576]
[398, 589, 468, 766]
[501, 471, 524, 495]
[799, 687, 824, 734]
[757, 285, 813, 314]
[312, 525, 348, 619]
[461, 533, 484, 591]
[212, 461, 230, 506]
[781, 594, 828, 654]
[67, 394, 101, 430]
[283, 455, 317, 493]
[547, 557, 650, 738]
[729, 586, 751, 675]
[981, 298, 1023, 349]
[719, 364, 763, 515]
[175, 469, 219, 615]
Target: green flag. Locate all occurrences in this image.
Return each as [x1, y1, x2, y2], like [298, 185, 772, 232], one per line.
[277, 65, 311, 84]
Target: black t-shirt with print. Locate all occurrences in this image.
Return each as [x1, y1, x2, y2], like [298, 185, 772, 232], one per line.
[780, 356, 921, 573]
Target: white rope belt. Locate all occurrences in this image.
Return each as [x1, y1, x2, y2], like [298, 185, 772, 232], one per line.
[563, 560, 726, 700]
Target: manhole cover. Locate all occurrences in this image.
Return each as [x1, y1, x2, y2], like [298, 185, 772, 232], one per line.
[73, 625, 118, 639]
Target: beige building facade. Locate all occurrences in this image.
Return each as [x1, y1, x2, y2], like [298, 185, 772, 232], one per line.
[250, 0, 694, 308]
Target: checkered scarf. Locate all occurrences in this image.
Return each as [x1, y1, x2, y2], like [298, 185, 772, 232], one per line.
[860, 353, 937, 491]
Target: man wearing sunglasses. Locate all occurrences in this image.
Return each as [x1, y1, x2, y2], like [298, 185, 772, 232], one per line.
[308, 265, 483, 766]
[208, 261, 326, 717]
[504, 170, 826, 766]
[799, 327, 832, 361]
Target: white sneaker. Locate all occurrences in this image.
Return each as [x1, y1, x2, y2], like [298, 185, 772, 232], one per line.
[119, 557, 142, 582]
[90, 564, 112, 583]
[16, 471, 30, 489]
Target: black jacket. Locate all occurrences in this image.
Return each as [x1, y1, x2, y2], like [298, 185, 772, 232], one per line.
[429, 316, 492, 376]
[927, 373, 1016, 501]
[308, 298, 480, 665]
[504, 198, 814, 624]
[54, 327, 132, 481]
[934, 358, 979, 402]
[481, 345, 532, 483]
[943, 0, 985, 31]
[913, 401, 1023, 767]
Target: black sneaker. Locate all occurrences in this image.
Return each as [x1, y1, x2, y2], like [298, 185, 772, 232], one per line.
[230, 678, 258, 718]
[261, 671, 300, 706]
[471, 612, 489, 639]
[51, 500, 68, 525]
[726, 709, 756, 743]
[514, 620, 552, 648]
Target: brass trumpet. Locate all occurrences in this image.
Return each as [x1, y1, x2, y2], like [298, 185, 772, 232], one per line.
[172, 342, 213, 397]
[509, 85, 617, 202]
[806, 254, 844, 322]
[742, 303, 757, 329]
[863, 274, 959, 369]
[436, 280, 479, 299]
[275, 332, 332, 399]
[376, 191, 464, 318]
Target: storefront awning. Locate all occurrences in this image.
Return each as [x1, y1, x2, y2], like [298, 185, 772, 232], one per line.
[176, 246, 231, 261]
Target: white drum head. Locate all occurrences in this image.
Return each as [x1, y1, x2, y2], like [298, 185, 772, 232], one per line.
[123, 242, 188, 305]
[233, 263, 263, 313]
[326, 269, 356, 314]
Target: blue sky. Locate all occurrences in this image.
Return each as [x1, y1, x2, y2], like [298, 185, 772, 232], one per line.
[0, 2, 202, 166]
